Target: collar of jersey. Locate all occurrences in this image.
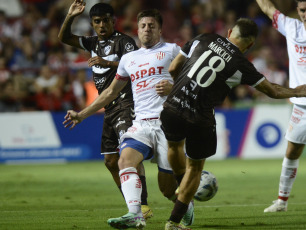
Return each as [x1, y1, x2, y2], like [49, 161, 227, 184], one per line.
[139, 42, 163, 51]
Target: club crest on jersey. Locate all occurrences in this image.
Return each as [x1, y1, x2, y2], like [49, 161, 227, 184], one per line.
[125, 43, 135, 52]
[104, 45, 111, 55]
[156, 51, 165, 60]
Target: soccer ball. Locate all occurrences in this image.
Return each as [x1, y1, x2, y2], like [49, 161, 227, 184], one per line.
[194, 170, 218, 202]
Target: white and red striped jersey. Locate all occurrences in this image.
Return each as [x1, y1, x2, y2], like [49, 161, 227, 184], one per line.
[273, 10, 306, 105]
[116, 42, 180, 120]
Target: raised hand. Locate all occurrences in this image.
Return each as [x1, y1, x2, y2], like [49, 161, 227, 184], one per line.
[63, 110, 83, 130]
[68, 0, 86, 17]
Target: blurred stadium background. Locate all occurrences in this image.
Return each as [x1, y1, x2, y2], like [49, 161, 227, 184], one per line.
[0, 0, 304, 163]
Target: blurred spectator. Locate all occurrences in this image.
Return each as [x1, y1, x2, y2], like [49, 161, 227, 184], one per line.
[0, 57, 10, 83]
[0, 79, 21, 112]
[11, 35, 43, 80]
[0, 0, 300, 112]
[0, 10, 14, 39]
[34, 65, 62, 111]
[71, 69, 87, 110]
[215, 10, 237, 37]
[174, 21, 193, 47]
[46, 47, 69, 76]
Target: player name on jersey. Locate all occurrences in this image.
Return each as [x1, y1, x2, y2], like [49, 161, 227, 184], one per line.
[208, 41, 232, 63]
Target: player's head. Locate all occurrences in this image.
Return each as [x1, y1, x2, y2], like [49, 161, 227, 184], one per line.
[137, 9, 163, 48]
[295, 0, 306, 24]
[228, 18, 258, 53]
[89, 3, 114, 18]
[89, 3, 115, 40]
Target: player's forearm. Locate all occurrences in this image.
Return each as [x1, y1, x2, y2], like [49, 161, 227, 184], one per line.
[268, 84, 303, 99]
[169, 53, 186, 80]
[58, 15, 75, 43]
[107, 61, 119, 69]
[78, 88, 118, 120]
[256, 0, 277, 20]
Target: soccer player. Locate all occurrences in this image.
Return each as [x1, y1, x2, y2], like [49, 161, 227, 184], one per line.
[63, 9, 194, 229]
[160, 18, 306, 229]
[256, 0, 306, 212]
[58, 0, 153, 218]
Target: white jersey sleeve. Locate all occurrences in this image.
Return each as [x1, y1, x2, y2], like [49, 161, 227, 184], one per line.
[116, 54, 130, 79]
[171, 43, 181, 60]
[272, 10, 306, 105]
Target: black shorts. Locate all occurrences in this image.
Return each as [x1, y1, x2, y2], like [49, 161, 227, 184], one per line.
[101, 106, 134, 153]
[160, 108, 216, 160]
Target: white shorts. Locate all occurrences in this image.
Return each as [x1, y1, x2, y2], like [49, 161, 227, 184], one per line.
[120, 119, 172, 172]
[285, 104, 306, 144]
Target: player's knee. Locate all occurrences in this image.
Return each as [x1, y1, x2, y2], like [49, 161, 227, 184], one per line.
[104, 155, 119, 172]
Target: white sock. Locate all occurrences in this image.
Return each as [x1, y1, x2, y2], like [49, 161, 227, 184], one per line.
[278, 157, 299, 202]
[120, 167, 142, 214]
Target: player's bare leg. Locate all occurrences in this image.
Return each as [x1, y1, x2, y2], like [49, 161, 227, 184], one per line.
[178, 158, 205, 204]
[158, 171, 177, 200]
[165, 158, 204, 229]
[104, 153, 121, 186]
[167, 140, 186, 176]
[166, 140, 196, 227]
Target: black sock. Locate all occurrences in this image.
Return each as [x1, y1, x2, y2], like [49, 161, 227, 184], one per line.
[139, 175, 148, 205]
[118, 185, 124, 198]
[169, 199, 189, 223]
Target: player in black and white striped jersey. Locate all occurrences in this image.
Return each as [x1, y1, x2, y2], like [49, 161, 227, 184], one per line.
[58, 0, 152, 219]
[161, 18, 306, 230]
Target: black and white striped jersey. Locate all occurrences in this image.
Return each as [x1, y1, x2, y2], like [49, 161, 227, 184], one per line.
[80, 31, 137, 111]
[164, 33, 265, 125]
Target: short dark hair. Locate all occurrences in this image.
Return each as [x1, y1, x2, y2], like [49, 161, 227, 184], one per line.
[234, 18, 258, 40]
[296, 0, 306, 5]
[89, 3, 114, 18]
[137, 9, 163, 28]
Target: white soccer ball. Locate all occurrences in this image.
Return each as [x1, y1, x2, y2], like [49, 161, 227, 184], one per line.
[194, 170, 218, 202]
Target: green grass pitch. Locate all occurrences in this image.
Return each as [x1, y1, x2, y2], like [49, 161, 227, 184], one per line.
[1, 158, 306, 229]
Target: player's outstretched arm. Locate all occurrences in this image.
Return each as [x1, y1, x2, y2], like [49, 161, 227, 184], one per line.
[58, 0, 86, 49]
[256, 0, 278, 20]
[255, 79, 306, 99]
[63, 78, 128, 129]
[168, 53, 186, 80]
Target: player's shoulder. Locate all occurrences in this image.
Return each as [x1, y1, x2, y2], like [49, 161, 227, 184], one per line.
[278, 11, 302, 27]
[81, 35, 99, 43]
[161, 42, 179, 48]
[158, 42, 181, 53]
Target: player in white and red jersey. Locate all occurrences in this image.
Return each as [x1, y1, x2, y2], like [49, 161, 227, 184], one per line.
[256, 0, 306, 213]
[63, 9, 193, 230]
[116, 42, 177, 120]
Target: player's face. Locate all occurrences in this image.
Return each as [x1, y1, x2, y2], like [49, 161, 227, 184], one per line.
[91, 15, 114, 40]
[297, 2, 306, 24]
[137, 17, 161, 48]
